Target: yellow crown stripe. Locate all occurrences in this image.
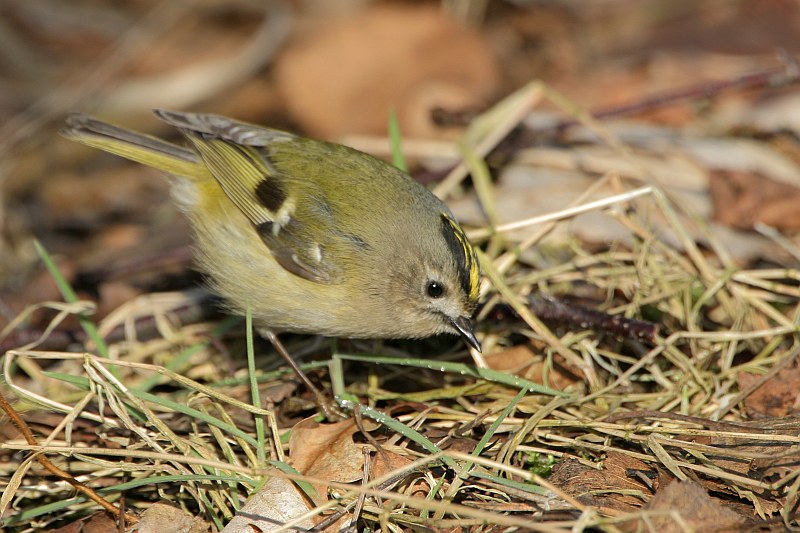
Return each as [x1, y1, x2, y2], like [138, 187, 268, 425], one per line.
[441, 213, 480, 303]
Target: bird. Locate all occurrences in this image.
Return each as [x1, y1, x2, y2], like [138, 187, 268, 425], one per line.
[62, 110, 481, 408]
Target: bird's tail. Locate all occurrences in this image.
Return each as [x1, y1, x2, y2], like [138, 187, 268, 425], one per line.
[61, 113, 210, 181]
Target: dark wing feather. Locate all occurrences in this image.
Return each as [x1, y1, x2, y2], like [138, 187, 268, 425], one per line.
[154, 109, 347, 284]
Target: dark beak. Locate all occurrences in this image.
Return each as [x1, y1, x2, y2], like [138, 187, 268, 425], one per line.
[451, 315, 481, 352]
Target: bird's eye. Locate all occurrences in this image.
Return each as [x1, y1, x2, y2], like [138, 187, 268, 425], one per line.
[426, 280, 445, 298]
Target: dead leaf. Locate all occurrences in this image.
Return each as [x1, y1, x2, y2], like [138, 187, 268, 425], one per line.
[709, 169, 800, 231]
[738, 358, 800, 418]
[371, 449, 431, 498]
[288, 417, 365, 504]
[682, 417, 800, 515]
[275, 3, 498, 139]
[484, 343, 581, 390]
[45, 512, 116, 533]
[221, 475, 314, 533]
[138, 502, 208, 533]
[371, 449, 413, 481]
[633, 479, 745, 533]
[548, 451, 665, 515]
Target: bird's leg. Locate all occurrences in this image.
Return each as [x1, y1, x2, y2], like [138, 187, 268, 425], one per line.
[260, 329, 342, 420]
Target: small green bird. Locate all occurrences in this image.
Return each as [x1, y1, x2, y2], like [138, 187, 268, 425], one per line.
[62, 110, 481, 404]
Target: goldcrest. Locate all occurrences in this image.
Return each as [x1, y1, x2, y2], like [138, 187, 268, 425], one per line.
[61, 110, 481, 350]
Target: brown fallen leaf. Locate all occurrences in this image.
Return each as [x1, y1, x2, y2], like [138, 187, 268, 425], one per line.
[548, 451, 666, 516]
[45, 511, 117, 533]
[371, 448, 431, 499]
[631, 479, 745, 533]
[288, 417, 370, 504]
[138, 502, 209, 533]
[221, 475, 314, 533]
[370, 448, 413, 481]
[682, 416, 800, 516]
[275, 3, 499, 140]
[484, 343, 581, 390]
[738, 358, 800, 418]
[709, 169, 800, 231]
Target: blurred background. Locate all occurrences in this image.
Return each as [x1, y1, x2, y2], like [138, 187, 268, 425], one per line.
[1, 0, 799, 331]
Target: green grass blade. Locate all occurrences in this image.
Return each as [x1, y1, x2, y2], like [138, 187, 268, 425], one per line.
[335, 353, 568, 397]
[33, 239, 109, 357]
[246, 306, 267, 466]
[388, 108, 407, 172]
